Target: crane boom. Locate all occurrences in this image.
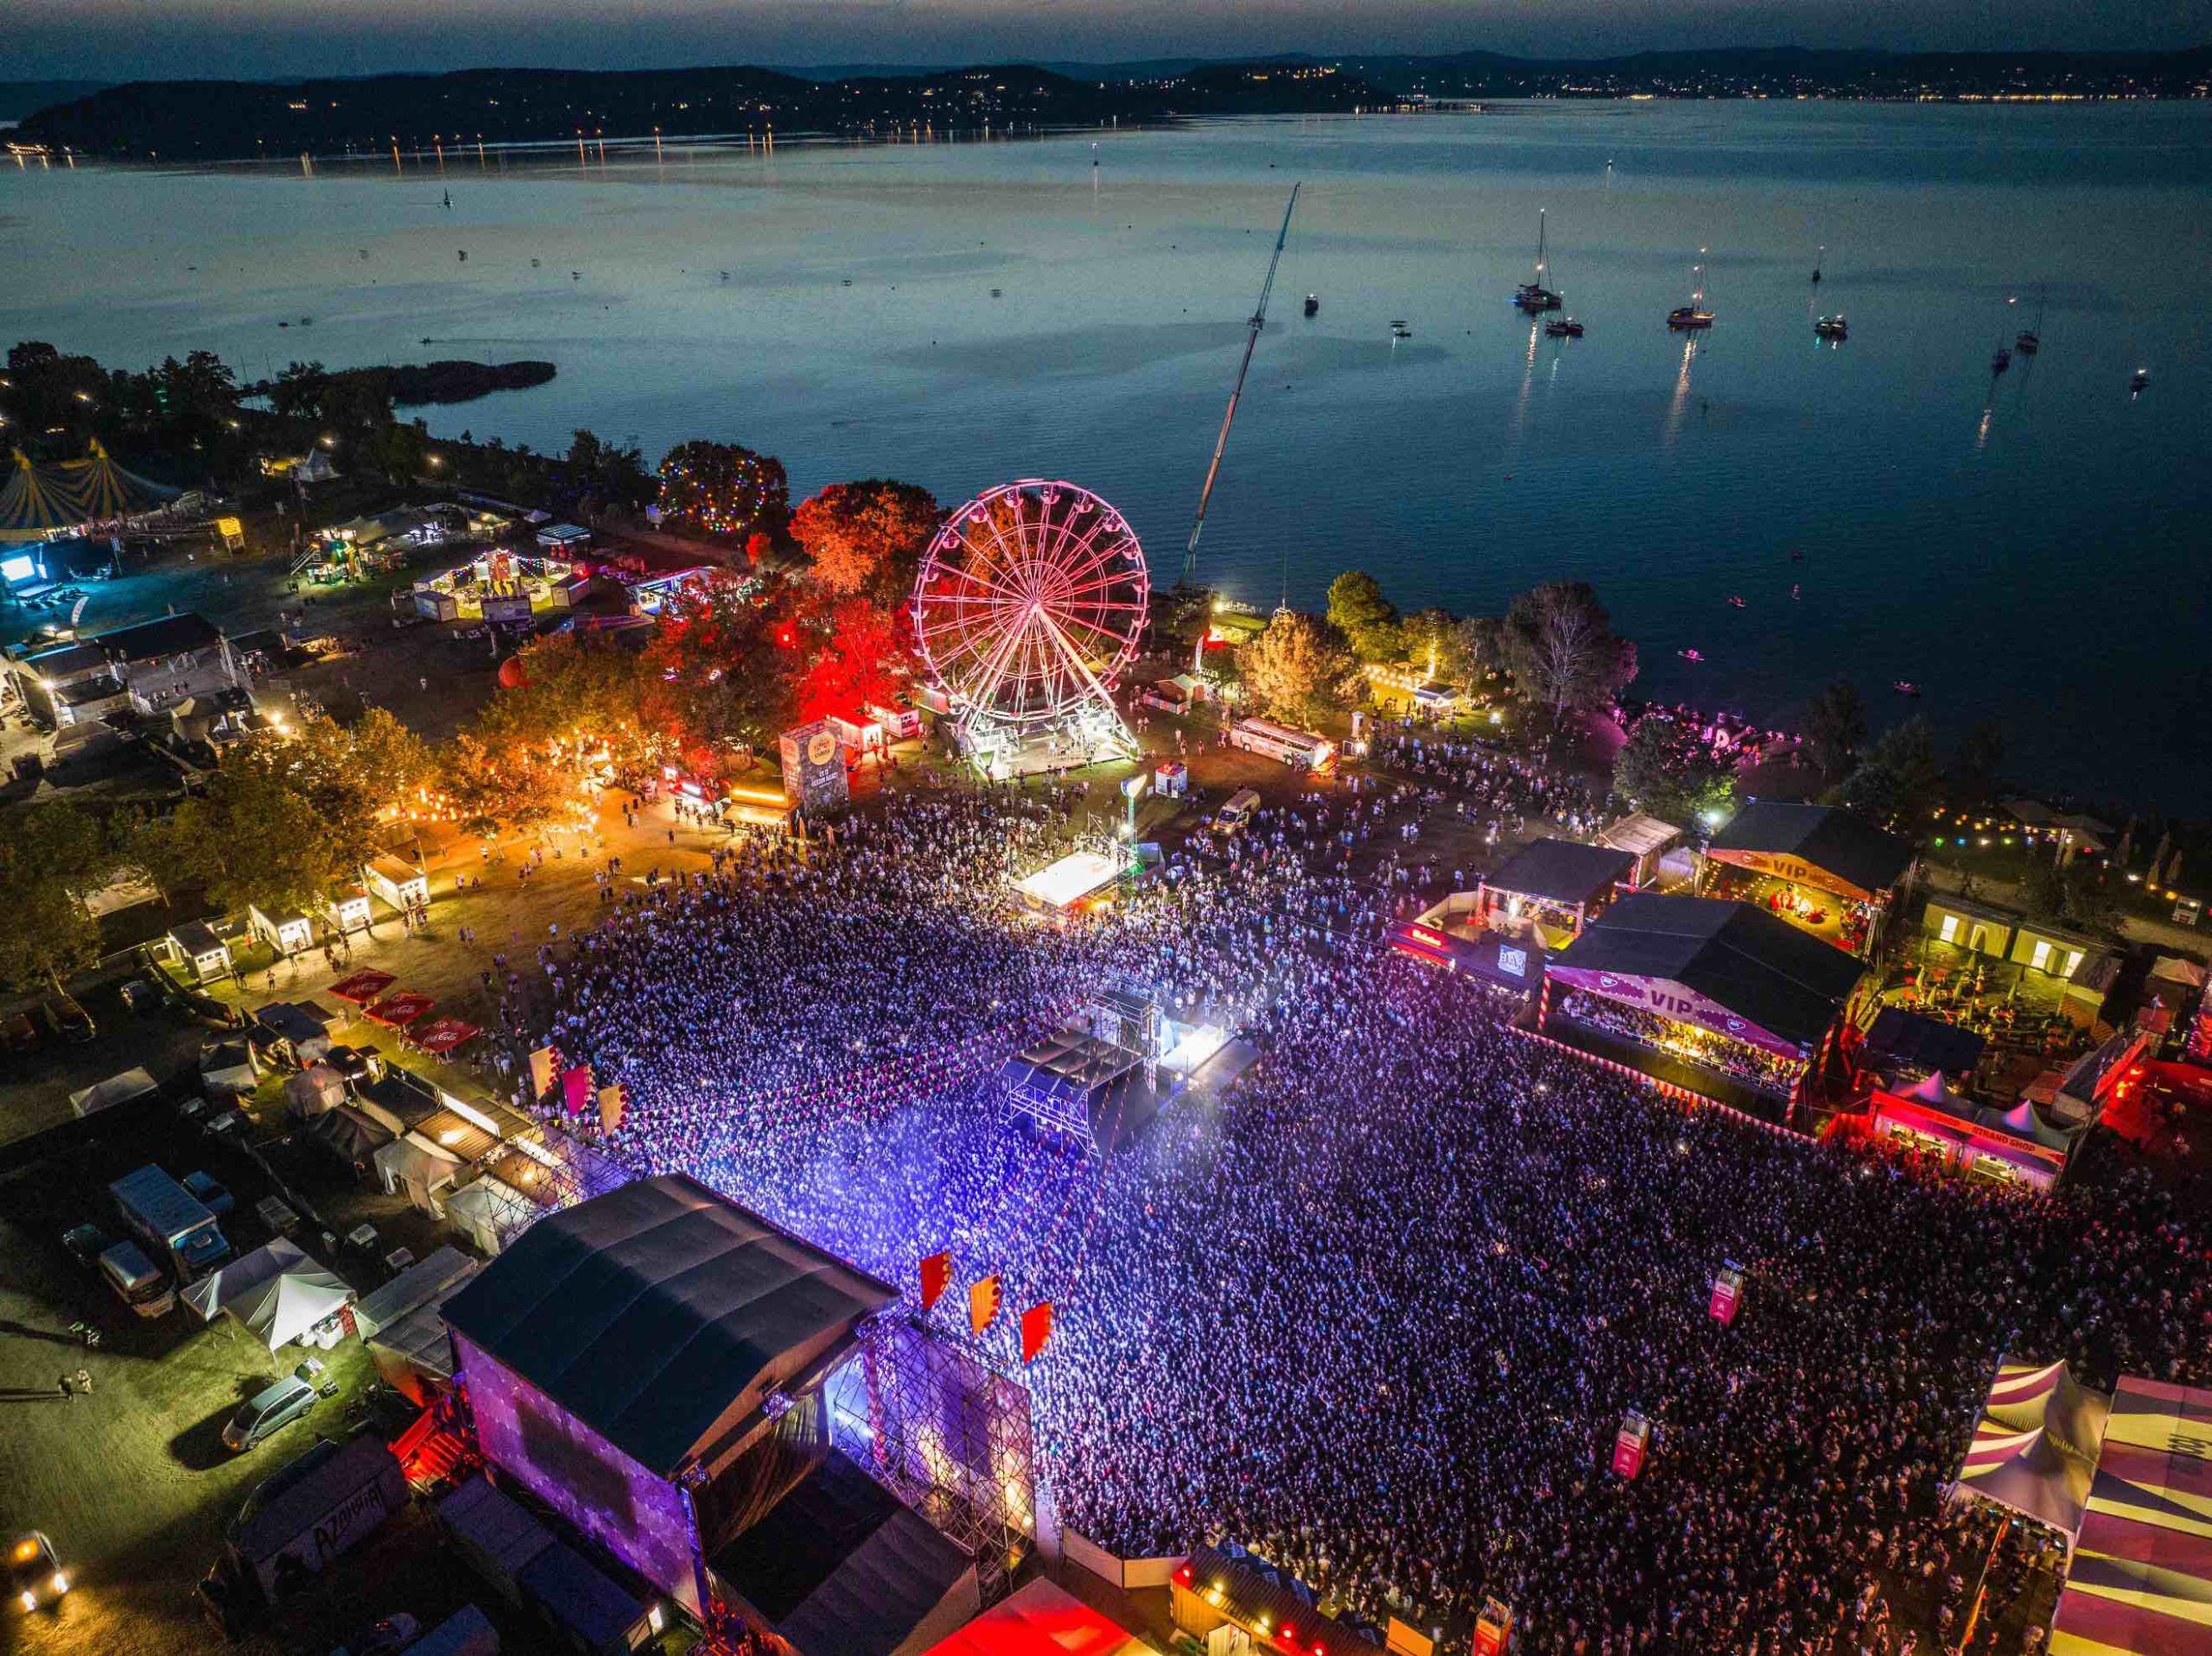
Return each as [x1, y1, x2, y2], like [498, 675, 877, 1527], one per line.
[1181, 183, 1300, 593]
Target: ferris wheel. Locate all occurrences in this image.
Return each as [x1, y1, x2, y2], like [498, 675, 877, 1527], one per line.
[911, 480, 1149, 739]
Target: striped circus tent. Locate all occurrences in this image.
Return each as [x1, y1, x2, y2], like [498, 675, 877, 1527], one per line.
[2051, 1376, 2212, 1655]
[0, 440, 179, 540]
[1955, 1355, 2110, 1536]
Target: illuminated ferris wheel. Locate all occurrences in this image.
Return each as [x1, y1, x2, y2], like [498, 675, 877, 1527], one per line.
[911, 480, 1148, 762]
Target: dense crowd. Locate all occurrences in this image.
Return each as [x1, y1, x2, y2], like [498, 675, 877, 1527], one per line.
[523, 780, 2211, 1656]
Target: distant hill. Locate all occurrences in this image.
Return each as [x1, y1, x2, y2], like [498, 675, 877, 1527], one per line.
[10, 47, 2209, 158]
[0, 79, 108, 121]
[10, 61, 1394, 161]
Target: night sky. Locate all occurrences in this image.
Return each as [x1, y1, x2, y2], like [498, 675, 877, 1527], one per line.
[14, 0, 2212, 82]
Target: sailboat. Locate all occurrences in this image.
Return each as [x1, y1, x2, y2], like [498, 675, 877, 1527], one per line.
[2015, 293, 2044, 355]
[1668, 257, 1714, 330]
[1513, 211, 1564, 313]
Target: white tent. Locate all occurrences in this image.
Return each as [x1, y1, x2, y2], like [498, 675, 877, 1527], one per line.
[285, 1063, 348, 1119]
[182, 1238, 354, 1350]
[444, 1175, 537, 1257]
[68, 1066, 159, 1118]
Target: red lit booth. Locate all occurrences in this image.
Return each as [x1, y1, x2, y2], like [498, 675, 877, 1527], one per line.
[1868, 1074, 2077, 1191]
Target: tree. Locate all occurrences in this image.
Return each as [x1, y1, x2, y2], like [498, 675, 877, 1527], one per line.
[657, 440, 790, 539]
[363, 417, 429, 485]
[565, 429, 655, 515]
[150, 754, 344, 919]
[1236, 612, 1361, 726]
[639, 570, 801, 756]
[0, 803, 114, 993]
[791, 479, 939, 600]
[1402, 609, 1492, 688]
[1325, 570, 1403, 663]
[1954, 720, 2005, 804]
[1611, 716, 1738, 829]
[1502, 581, 1637, 726]
[793, 599, 914, 724]
[1801, 679, 1868, 783]
[435, 730, 578, 837]
[1841, 717, 1945, 829]
[490, 632, 658, 780]
[270, 709, 434, 870]
[2020, 859, 2122, 936]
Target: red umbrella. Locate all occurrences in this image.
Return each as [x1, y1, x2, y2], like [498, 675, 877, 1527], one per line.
[409, 1016, 481, 1056]
[365, 991, 436, 1027]
[328, 968, 397, 1006]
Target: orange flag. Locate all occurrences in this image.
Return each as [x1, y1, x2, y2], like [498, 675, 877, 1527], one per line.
[1020, 1301, 1054, 1364]
[969, 1273, 1001, 1336]
[919, 1251, 951, 1311]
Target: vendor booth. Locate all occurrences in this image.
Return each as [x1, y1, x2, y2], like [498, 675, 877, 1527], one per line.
[412, 546, 579, 623]
[364, 855, 430, 913]
[1476, 837, 1636, 949]
[1867, 1072, 2078, 1190]
[1700, 802, 1914, 957]
[182, 1238, 354, 1350]
[247, 904, 315, 958]
[1543, 893, 1867, 1125]
[166, 921, 233, 985]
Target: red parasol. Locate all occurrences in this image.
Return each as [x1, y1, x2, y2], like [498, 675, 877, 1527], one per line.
[327, 968, 398, 1006]
[408, 1016, 481, 1056]
[365, 990, 436, 1027]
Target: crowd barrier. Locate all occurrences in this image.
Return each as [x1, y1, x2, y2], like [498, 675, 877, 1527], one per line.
[1061, 1528, 1183, 1590]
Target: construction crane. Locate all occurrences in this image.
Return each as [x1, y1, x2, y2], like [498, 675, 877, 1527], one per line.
[1181, 184, 1300, 663]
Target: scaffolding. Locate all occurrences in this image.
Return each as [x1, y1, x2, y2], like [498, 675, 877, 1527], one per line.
[835, 1314, 1043, 1607]
[995, 976, 1161, 1155]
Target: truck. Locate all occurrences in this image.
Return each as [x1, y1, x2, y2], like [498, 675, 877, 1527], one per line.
[200, 1437, 407, 1631]
[109, 1164, 232, 1278]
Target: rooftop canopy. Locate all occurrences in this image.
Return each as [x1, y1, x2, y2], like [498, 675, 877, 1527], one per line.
[1483, 837, 1636, 909]
[442, 1173, 899, 1478]
[2052, 1376, 2212, 1656]
[1706, 801, 1916, 902]
[1549, 892, 1867, 1055]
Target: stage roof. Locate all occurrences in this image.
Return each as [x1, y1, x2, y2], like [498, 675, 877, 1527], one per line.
[1706, 802, 1915, 899]
[443, 1173, 898, 1477]
[1484, 837, 1635, 907]
[1016, 850, 1119, 910]
[2052, 1376, 2212, 1656]
[1553, 893, 1866, 1052]
[923, 1578, 1147, 1656]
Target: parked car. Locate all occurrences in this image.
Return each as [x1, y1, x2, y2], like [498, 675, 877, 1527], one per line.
[120, 978, 162, 1014]
[0, 1012, 39, 1054]
[181, 1171, 236, 1217]
[60, 1223, 111, 1273]
[222, 1376, 320, 1452]
[99, 1240, 176, 1318]
[42, 994, 95, 1045]
[10, 1532, 69, 1615]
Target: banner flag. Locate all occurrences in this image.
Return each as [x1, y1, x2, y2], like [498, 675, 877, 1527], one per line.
[919, 1251, 951, 1311]
[528, 1045, 559, 1099]
[561, 1063, 594, 1117]
[969, 1273, 1001, 1336]
[1020, 1301, 1053, 1364]
[597, 1082, 627, 1134]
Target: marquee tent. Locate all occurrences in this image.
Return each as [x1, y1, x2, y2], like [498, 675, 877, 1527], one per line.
[305, 1104, 396, 1171]
[182, 1237, 353, 1349]
[1956, 1357, 2110, 1535]
[0, 441, 178, 541]
[2050, 1377, 2212, 1656]
[1703, 801, 1916, 903]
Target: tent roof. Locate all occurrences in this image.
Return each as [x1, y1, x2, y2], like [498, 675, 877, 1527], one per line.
[923, 1578, 1147, 1656]
[1707, 801, 1916, 898]
[1552, 893, 1867, 1052]
[1865, 1006, 1988, 1076]
[2053, 1376, 2212, 1656]
[442, 1173, 898, 1477]
[182, 1237, 353, 1348]
[1598, 811, 1682, 858]
[1958, 1357, 2110, 1537]
[305, 1104, 396, 1164]
[355, 1243, 479, 1338]
[93, 611, 221, 663]
[1484, 837, 1636, 907]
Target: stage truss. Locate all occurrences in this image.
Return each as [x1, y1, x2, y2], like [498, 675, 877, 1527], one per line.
[996, 976, 1162, 1155]
[910, 479, 1148, 778]
[832, 1314, 1044, 1607]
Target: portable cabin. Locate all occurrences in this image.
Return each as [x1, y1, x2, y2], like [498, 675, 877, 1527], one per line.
[248, 904, 315, 957]
[167, 920, 233, 984]
[364, 855, 430, 913]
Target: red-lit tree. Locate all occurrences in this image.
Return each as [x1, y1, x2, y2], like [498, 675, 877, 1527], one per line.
[792, 599, 914, 725]
[639, 570, 799, 757]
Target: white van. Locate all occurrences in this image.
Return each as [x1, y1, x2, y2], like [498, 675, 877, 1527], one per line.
[1215, 790, 1262, 834]
[99, 1240, 176, 1318]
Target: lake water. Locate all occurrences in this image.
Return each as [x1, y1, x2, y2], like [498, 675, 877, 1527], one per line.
[4, 104, 2209, 808]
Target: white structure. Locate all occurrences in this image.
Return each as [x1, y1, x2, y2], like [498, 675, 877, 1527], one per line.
[1225, 717, 1337, 771]
[534, 523, 590, 552]
[166, 921, 233, 984]
[1016, 850, 1122, 915]
[319, 884, 373, 935]
[364, 855, 429, 913]
[248, 904, 315, 957]
[182, 1238, 354, 1350]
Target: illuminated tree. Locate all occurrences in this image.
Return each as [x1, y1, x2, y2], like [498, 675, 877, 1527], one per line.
[1502, 581, 1637, 727]
[1612, 715, 1738, 828]
[435, 729, 578, 836]
[1325, 570, 1403, 663]
[791, 479, 939, 600]
[793, 599, 913, 725]
[656, 440, 790, 539]
[491, 632, 659, 779]
[1236, 611, 1361, 726]
[639, 570, 800, 756]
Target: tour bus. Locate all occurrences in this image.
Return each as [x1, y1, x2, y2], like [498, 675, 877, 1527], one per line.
[1225, 717, 1337, 772]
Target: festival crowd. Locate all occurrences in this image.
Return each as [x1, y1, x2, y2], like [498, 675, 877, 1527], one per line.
[513, 780, 2210, 1656]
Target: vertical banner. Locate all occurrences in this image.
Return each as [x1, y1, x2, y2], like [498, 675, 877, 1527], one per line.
[528, 1045, 559, 1100]
[1612, 1412, 1651, 1481]
[918, 1251, 951, 1311]
[597, 1082, 627, 1134]
[1019, 1301, 1053, 1364]
[969, 1273, 1001, 1336]
[561, 1063, 594, 1117]
[1709, 1263, 1745, 1326]
[1472, 1598, 1515, 1656]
